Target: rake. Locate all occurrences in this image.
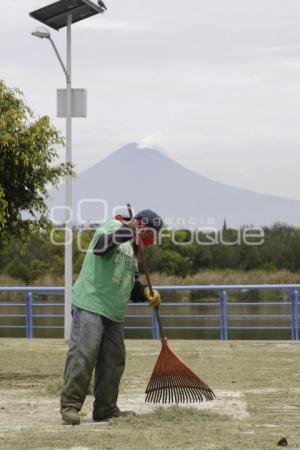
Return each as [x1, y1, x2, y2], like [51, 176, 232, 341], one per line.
[127, 204, 215, 404]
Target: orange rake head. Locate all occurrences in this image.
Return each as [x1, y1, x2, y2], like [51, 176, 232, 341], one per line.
[145, 338, 215, 404]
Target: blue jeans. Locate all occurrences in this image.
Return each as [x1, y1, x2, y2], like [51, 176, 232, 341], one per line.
[60, 306, 125, 420]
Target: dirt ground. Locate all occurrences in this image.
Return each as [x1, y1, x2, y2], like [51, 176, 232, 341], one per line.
[0, 339, 300, 450]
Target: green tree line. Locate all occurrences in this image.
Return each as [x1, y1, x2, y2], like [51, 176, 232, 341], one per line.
[0, 223, 299, 283]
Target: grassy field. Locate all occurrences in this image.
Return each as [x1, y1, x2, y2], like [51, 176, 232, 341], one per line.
[0, 339, 300, 450]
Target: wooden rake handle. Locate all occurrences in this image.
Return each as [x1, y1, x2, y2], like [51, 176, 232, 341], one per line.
[127, 204, 164, 339]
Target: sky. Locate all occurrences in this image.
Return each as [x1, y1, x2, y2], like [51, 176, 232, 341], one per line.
[1, 0, 300, 200]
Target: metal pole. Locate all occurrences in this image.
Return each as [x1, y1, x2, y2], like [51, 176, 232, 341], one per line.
[295, 290, 299, 341]
[151, 307, 160, 340]
[25, 292, 33, 339]
[49, 38, 68, 78]
[25, 292, 30, 339]
[220, 290, 228, 341]
[64, 13, 72, 340]
[291, 290, 299, 341]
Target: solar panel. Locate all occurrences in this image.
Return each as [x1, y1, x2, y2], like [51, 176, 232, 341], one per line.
[30, 0, 104, 31]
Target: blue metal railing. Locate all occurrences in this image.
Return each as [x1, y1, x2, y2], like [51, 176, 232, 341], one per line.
[0, 284, 299, 340]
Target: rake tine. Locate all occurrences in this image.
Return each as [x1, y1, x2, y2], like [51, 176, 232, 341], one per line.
[177, 384, 181, 403]
[166, 377, 171, 404]
[146, 389, 151, 402]
[165, 378, 170, 403]
[174, 385, 179, 404]
[177, 386, 181, 404]
[182, 385, 189, 403]
[150, 389, 156, 403]
[193, 390, 199, 403]
[186, 380, 195, 402]
[162, 385, 166, 404]
[168, 387, 172, 404]
[177, 379, 182, 404]
[200, 387, 209, 401]
[192, 388, 197, 403]
[152, 384, 158, 403]
[189, 386, 196, 402]
[150, 389, 155, 403]
[183, 383, 190, 403]
[176, 384, 179, 402]
[195, 388, 204, 402]
[158, 384, 163, 403]
[178, 385, 183, 404]
[191, 387, 198, 403]
[165, 389, 168, 404]
[200, 389, 207, 401]
[171, 378, 176, 403]
[181, 386, 185, 403]
[184, 386, 190, 403]
[170, 376, 175, 404]
[180, 385, 186, 403]
[208, 389, 215, 401]
[168, 378, 173, 403]
[177, 385, 182, 403]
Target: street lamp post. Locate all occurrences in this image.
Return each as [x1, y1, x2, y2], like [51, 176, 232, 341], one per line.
[30, 0, 107, 340]
[65, 13, 73, 342]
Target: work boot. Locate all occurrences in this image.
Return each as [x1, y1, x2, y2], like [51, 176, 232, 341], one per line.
[61, 408, 80, 425]
[93, 407, 136, 422]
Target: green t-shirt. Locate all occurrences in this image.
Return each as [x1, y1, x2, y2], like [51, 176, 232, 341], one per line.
[72, 219, 138, 322]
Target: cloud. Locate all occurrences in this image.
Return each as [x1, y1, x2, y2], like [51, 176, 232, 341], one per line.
[137, 135, 169, 152]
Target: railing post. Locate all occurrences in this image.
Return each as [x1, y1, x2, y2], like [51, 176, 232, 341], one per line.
[151, 307, 160, 340]
[220, 290, 228, 341]
[291, 290, 299, 341]
[25, 292, 33, 339]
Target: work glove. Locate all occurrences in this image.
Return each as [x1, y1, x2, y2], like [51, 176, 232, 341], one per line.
[144, 287, 161, 307]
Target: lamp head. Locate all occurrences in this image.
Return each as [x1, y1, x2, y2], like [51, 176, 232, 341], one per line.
[31, 26, 51, 39]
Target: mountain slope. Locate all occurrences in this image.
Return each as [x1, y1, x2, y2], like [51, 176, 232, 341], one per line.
[48, 143, 300, 228]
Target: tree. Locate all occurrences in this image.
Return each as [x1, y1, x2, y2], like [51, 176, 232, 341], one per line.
[3, 256, 31, 283]
[0, 80, 73, 248]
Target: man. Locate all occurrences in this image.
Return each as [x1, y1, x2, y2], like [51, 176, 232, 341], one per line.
[60, 209, 163, 425]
